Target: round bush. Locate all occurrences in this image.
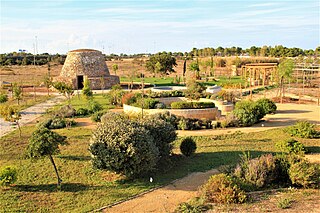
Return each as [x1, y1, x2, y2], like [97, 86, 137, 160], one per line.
[0, 93, 8, 103]
[275, 139, 306, 155]
[233, 100, 263, 126]
[289, 159, 320, 188]
[91, 110, 108, 122]
[256, 98, 277, 114]
[285, 121, 319, 139]
[0, 166, 17, 186]
[180, 137, 197, 157]
[76, 107, 90, 116]
[87, 100, 103, 113]
[201, 174, 246, 204]
[154, 102, 166, 109]
[89, 115, 159, 178]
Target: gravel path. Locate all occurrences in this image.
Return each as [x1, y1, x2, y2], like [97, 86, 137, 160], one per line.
[0, 95, 66, 137]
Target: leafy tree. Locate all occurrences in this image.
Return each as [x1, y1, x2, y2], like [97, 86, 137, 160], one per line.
[278, 59, 294, 102]
[105, 84, 125, 106]
[12, 83, 22, 105]
[189, 61, 200, 79]
[26, 128, 68, 187]
[53, 82, 74, 105]
[145, 52, 177, 75]
[0, 105, 22, 137]
[184, 78, 206, 100]
[112, 64, 119, 75]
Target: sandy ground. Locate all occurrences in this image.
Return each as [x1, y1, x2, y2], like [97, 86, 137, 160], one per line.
[103, 169, 219, 213]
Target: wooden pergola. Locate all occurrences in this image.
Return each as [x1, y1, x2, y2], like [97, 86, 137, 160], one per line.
[241, 63, 278, 98]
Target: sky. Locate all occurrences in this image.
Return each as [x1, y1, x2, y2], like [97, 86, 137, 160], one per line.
[0, 0, 319, 54]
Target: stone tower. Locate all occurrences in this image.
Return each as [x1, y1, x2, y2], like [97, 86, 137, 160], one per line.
[56, 49, 119, 89]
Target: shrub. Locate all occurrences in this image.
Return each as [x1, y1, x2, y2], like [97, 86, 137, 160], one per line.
[121, 93, 136, 105]
[76, 107, 90, 116]
[140, 117, 177, 163]
[154, 102, 166, 109]
[0, 166, 17, 186]
[87, 100, 102, 113]
[54, 105, 76, 118]
[275, 139, 306, 155]
[82, 78, 93, 99]
[233, 153, 278, 189]
[176, 198, 211, 213]
[89, 114, 159, 178]
[171, 101, 215, 109]
[184, 79, 206, 100]
[105, 84, 125, 106]
[180, 137, 197, 157]
[147, 112, 179, 129]
[285, 121, 319, 138]
[277, 197, 294, 209]
[133, 97, 159, 109]
[91, 110, 109, 122]
[288, 159, 320, 188]
[233, 100, 263, 126]
[256, 98, 277, 114]
[201, 174, 246, 204]
[41, 117, 66, 129]
[0, 93, 8, 103]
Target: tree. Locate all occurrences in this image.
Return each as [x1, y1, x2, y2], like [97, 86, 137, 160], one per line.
[278, 59, 294, 103]
[0, 105, 22, 137]
[189, 61, 200, 79]
[53, 82, 74, 105]
[43, 75, 52, 96]
[26, 128, 67, 187]
[82, 77, 93, 100]
[145, 52, 177, 75]
[12, 83, 22, 105]
[112, 64, 119, 75]
[184, 78, 206, 100]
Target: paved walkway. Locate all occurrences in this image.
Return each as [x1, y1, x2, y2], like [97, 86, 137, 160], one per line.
[0, 95, 66, 137]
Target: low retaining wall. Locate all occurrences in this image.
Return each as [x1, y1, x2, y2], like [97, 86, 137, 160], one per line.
[123, 104, 220, 120]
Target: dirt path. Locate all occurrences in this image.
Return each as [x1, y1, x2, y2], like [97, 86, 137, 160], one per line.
[0, 95, 66, 137]
[103, 169, 219, 213]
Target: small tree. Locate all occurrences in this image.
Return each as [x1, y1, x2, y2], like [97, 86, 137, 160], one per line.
[53, 82, 74, 105]
[26, 128, 68, 187]
[145, 52, 177, 76]
[0, 105, 22, 137]
[112, 64, 119, 75]
[184, 78, 206, 100]
[278, 59, 294, 103]
[43, 75, 52, 96]
[82, 77, 93, 100]
[189, 61, 200, 80]
[12, 83, 22, 105]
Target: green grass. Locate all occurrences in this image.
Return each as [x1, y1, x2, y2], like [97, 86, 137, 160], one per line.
[5, 94, 52, 111]
[1, 126, 319, 212]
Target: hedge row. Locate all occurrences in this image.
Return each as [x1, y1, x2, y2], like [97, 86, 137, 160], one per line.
[171, 101, 215, 109]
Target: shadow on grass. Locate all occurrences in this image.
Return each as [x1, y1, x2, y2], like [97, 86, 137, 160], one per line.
[57, 155, 91, 161]
[306, 146, 320, 154]
[276, 110, 312, 114]
[15, 183, 103, 192]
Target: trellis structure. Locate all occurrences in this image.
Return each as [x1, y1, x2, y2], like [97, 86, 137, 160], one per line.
[241, 63, 278, 98]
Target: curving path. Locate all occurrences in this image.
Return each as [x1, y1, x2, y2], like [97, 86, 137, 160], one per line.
[0, 95, 66, 137]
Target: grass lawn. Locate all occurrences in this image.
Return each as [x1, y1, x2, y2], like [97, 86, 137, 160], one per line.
[1, 123, 319, 212]
[120, 76, 246, 87]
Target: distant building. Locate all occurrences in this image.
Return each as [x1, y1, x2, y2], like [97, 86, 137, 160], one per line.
[55, 49, 119, 89]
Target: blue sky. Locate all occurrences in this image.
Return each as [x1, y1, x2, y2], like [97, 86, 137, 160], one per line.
[1, 0, 319, 54]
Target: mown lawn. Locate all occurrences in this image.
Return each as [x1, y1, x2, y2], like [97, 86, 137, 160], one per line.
[1, 125, 319, 212]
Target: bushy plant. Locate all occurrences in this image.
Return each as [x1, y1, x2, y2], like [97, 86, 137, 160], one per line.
[285, 121, 319, 138]
[256, 98, 277, 114]
[276, 139, 306, 155]
[201, 174, 246, 204]
[41, 117, 66, 129]
[86, 100, 102, 113]
[147, 112, 179, 129]
[82, 78, 93, 99]
[288, 159, 320, 188]
[91, 110, 109, 122]
[76, 107, 90, 116]
[0, 166, 17, 186]
[171, 101, 215, 109]
[180, 137, 197, 157]
[176, 198, 211, 213]
[184, 79, 206, 100]
[105, 84, 125, 106]
[0, 92, 8, 103]
[233, 153, 278, 189]
[54, 105, 76, 118]
[233, 100, 263, 126]
[141, 117, 177, 161]
[133, 97, 159, 109]
[121, 93, 137, 105]
[154, 102, 166, 109]
[89, 114, 159, 178]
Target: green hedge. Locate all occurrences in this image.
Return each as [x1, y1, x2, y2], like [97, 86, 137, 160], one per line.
[171, 101, 215, 109]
